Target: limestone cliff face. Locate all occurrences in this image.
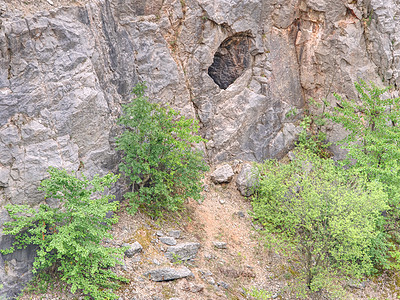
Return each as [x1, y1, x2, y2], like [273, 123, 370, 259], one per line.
[0, 0, 399, 297]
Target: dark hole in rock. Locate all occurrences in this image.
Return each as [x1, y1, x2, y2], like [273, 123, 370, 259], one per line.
[208, 34, 252, 89]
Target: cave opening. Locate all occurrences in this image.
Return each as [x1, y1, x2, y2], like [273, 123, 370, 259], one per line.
[208, 34, 252, 89]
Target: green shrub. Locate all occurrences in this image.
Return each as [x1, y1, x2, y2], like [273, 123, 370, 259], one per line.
[1, 167, 127, 300]
[244, 287, 273, 299]
[252, 150, 391, 296]
[116, 83, 209, 216]
[326, 80, 400, 231]
[297, 98, 331, 158]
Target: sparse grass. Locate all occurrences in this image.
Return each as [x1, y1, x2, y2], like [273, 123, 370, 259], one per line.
[244, 287, 273, 299]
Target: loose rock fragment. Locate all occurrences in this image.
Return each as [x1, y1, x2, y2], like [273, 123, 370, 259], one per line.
[122, 242, 143, 258]
[159, 236, 177, 246]
[236, 163, 258, 196]
[213, 241, 227, 249]
[168, 230, 181, 238]
[188, 283, 204, 293]
[218, 281, 230, 289]
[144, 267, 193, 281]
[211, 164, 234, 184]
[165, 242, 200, 261]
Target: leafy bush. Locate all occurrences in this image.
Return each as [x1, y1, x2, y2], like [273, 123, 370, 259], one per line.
[326, 80, 400, 231]
[244, 287, 273, 299]
[1, 168, 127, 299]
[252, 150, 391, 295]
[297, 98, 331, 158]
[116, 83, 209, 216]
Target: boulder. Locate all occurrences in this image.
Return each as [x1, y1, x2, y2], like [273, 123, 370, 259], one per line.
[236, 163, 258, 197]
[211, 164, 234, 184]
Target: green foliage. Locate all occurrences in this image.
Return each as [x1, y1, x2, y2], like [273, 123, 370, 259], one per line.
[326, 80, 400, 228]
[252, 150, 391, 295]
[285, 108, 298, 119]
[117, 83, 209, 216]
[297, 98, 331, 158]
[244, 287, 273, 299]
[1, 167, 127, 300]
[22, 272, 56, 295]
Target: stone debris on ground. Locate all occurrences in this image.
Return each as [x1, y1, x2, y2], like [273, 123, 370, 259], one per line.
[164, 242, 201, 262]
[144, 267, 194, 282]
[122, 242, 143, 258]
[5, 0, 400, 297]
[212, 241, 227, 249]
[167, 230, 181, 239]
[15, 174, 397, 299]
[159, 236, 177, 246]
[210, 164, 235, 184]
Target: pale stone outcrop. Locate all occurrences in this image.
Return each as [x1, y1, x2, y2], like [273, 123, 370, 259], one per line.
[1, 0, 400, 297]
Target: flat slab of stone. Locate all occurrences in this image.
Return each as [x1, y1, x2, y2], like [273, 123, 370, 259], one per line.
[144, 267, 193, 282]
[159, 236, 177, 246]
[165, 242, 200, 262]
[211, 164, 234, 184]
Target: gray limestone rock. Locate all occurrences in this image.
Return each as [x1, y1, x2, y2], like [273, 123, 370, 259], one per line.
[218, 281, 230, 289]
[2, 0, 400, 297]
[236, 163, 259, 197]
[204, 252, 215, 260]
[211, 164, 234, 184]
[122, 242, 143, 258]
[165, 242, 200, 262]
[212, 241, 227, 249]
[0, 167, 9, 187]
[159, 236, 177, 246]
[144, 267, 193, 282]
[167, 230, 181, 239]
[188, 283, 204, 293]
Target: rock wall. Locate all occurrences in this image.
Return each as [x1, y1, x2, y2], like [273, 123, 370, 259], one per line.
[0, 0, 399, 297]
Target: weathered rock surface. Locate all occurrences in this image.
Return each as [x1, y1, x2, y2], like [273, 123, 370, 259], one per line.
[167, 230, 181, 239]
[165, 242, 200, 262]
[144, 267, 194, 282]
[122, 242, 143, 258]
[211, 164, 234, 184]
[1, 0, 400, 297]
[213, 241, 227, 249]
[236, 163, 258, 197]
[208, 34, 252, 89]
[159, 236, 177, 246]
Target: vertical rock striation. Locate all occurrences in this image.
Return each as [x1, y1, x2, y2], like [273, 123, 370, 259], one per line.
[0, 0, 400, 297]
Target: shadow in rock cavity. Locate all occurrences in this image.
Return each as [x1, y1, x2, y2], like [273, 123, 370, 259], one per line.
[208, 33, 253, 89]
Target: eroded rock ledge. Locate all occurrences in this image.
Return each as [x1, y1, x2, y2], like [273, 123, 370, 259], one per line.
[1, 0, 400, 297]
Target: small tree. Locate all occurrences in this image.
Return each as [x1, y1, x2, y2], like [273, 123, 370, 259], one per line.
[290, 97, 332, 159]
[252, 150, 390, 296]
[1, 168, 127, 300]
[116, 83, 209, 216]
[326, 80, 400, 231]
